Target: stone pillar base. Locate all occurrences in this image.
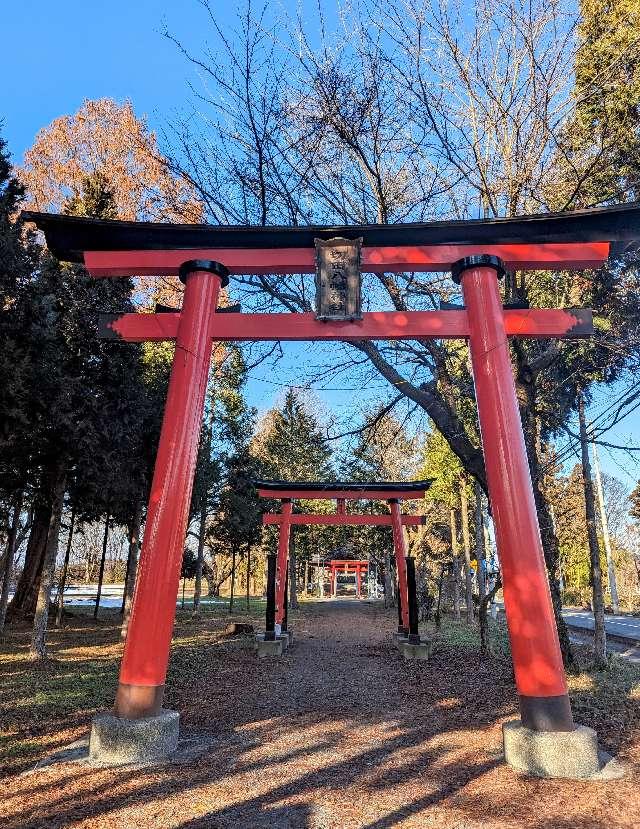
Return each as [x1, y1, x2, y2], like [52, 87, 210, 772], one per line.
[89, 710, 179, 766]
[255, 633, 285, 657]
[392, 631, 408, 644]
[399, 639, 431, 661]
[503, 720, 601, 779]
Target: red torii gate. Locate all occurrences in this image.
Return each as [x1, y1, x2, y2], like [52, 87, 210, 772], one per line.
[256, 479, 431, 630]
[328, 561, 368, 598]
[23, 202, 640, 772]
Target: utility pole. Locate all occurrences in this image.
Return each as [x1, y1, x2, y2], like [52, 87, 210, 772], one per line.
[592, 439, 620, 614]
[578, 394, 607, 667]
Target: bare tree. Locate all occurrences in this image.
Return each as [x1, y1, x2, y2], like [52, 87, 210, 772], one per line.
[163, 0, 640, 666]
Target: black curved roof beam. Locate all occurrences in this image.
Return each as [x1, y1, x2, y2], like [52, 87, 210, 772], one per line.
[253, 479, 433, 500]
[20, 203, 640, 276]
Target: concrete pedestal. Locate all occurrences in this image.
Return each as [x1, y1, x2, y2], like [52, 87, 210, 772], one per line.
[278, 630, 293, 648]
[503, 720, 601, 779]
[392, 631, 408, 644]
[89, 709, 179, 766]
[398, 638, 431, 661]
[255, 633, 286, 657]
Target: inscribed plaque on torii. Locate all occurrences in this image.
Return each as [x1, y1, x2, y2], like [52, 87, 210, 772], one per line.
[314, 237, 362, 320]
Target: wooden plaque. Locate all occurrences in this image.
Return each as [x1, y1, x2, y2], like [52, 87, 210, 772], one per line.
[314, 237, 362, 320]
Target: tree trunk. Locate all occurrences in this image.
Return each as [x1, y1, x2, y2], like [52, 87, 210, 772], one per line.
[592, 441, 619, 613]
[459, 476, 474, 623]
[94, 510, 110, 620]
[383, 547, 393, 607]
[193, 502, 207, 615]
[289, 531, 298, 609]
[121, 499, 142, 639]
[435, 564, 445, 631]
[246, 545, 251, 610]
[479, 574, 502, 656]
[203, 565, 216, 597]
[229, 547, 236, 612]
[0, 492, 24, 632]
[30, 471, 66, 659]
[55, 505, 75, 627]
[8, 499, 52, 617]
[474, 481, 486, 603]
[450, 508, 461, 620]
[578, 394, 607, 668]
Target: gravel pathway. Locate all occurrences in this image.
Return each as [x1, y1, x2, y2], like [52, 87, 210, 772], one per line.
[2, 599, 639, 829]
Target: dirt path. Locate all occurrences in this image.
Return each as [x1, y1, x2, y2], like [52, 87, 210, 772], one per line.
[2, 600, 639, 829]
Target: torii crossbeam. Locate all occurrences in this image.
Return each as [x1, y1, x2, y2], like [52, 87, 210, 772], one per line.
[255, 479, 431, 633]
[23, 202, 640, 757]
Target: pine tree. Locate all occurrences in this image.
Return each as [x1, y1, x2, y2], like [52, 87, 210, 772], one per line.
[253, 389, 333, 606]
[573, 0, 640, 201]
[5, 172, 157, 656]
[202, 349, 263, 610]
[0, 131, 37, 630]
[258, 389, 333, 482]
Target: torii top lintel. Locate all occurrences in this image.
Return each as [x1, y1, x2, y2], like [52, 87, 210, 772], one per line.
[254, 479, 432, 501]
[21, 202, 640, 276]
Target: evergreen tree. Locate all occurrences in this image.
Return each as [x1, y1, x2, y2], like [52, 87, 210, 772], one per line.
[252, 389, 333, 605]
[202, 349, 263, 609]
[4, 171, 159, 656]
[258, 389, 333, 482]
[572, 0, 640, 202]
[0, 131, 38, 629]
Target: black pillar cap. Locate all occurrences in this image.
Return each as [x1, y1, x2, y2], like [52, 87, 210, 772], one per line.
[451, 254, 506, 284]
[178, 259, 230, 287]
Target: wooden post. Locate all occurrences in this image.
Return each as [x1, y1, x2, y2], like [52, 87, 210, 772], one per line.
[406, 557, 420, 643]
[265, 553, 276, 641]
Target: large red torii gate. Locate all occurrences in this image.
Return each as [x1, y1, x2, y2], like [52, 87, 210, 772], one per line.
[255, 479, 431, 631]
[23, 202, 640, 774]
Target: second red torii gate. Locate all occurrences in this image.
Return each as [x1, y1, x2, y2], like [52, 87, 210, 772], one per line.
[256, 479, 431, 630]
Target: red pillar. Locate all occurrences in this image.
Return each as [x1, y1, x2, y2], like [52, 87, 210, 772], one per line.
[275, 499, 292, 627]
[115, 259, 228, 718]
[390, 499, 410, 632]
[356, 564, 362, 598]
[455, 255, 573, 732]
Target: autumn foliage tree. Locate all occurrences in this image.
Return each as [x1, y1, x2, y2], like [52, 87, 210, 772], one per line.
[19, 98, 201, 222]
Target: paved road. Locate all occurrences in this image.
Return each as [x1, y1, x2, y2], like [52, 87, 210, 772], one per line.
[495, 602, 640, 643]
[562, 608, 640, 643]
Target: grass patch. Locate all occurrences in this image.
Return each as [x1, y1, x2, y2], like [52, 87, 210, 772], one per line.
[568, 651, 640, 752]
[428, 614, 640, 752]
[427, 614, 511, 658]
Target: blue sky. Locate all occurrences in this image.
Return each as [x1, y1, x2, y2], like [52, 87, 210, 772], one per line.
[2, 1, 639, 487]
